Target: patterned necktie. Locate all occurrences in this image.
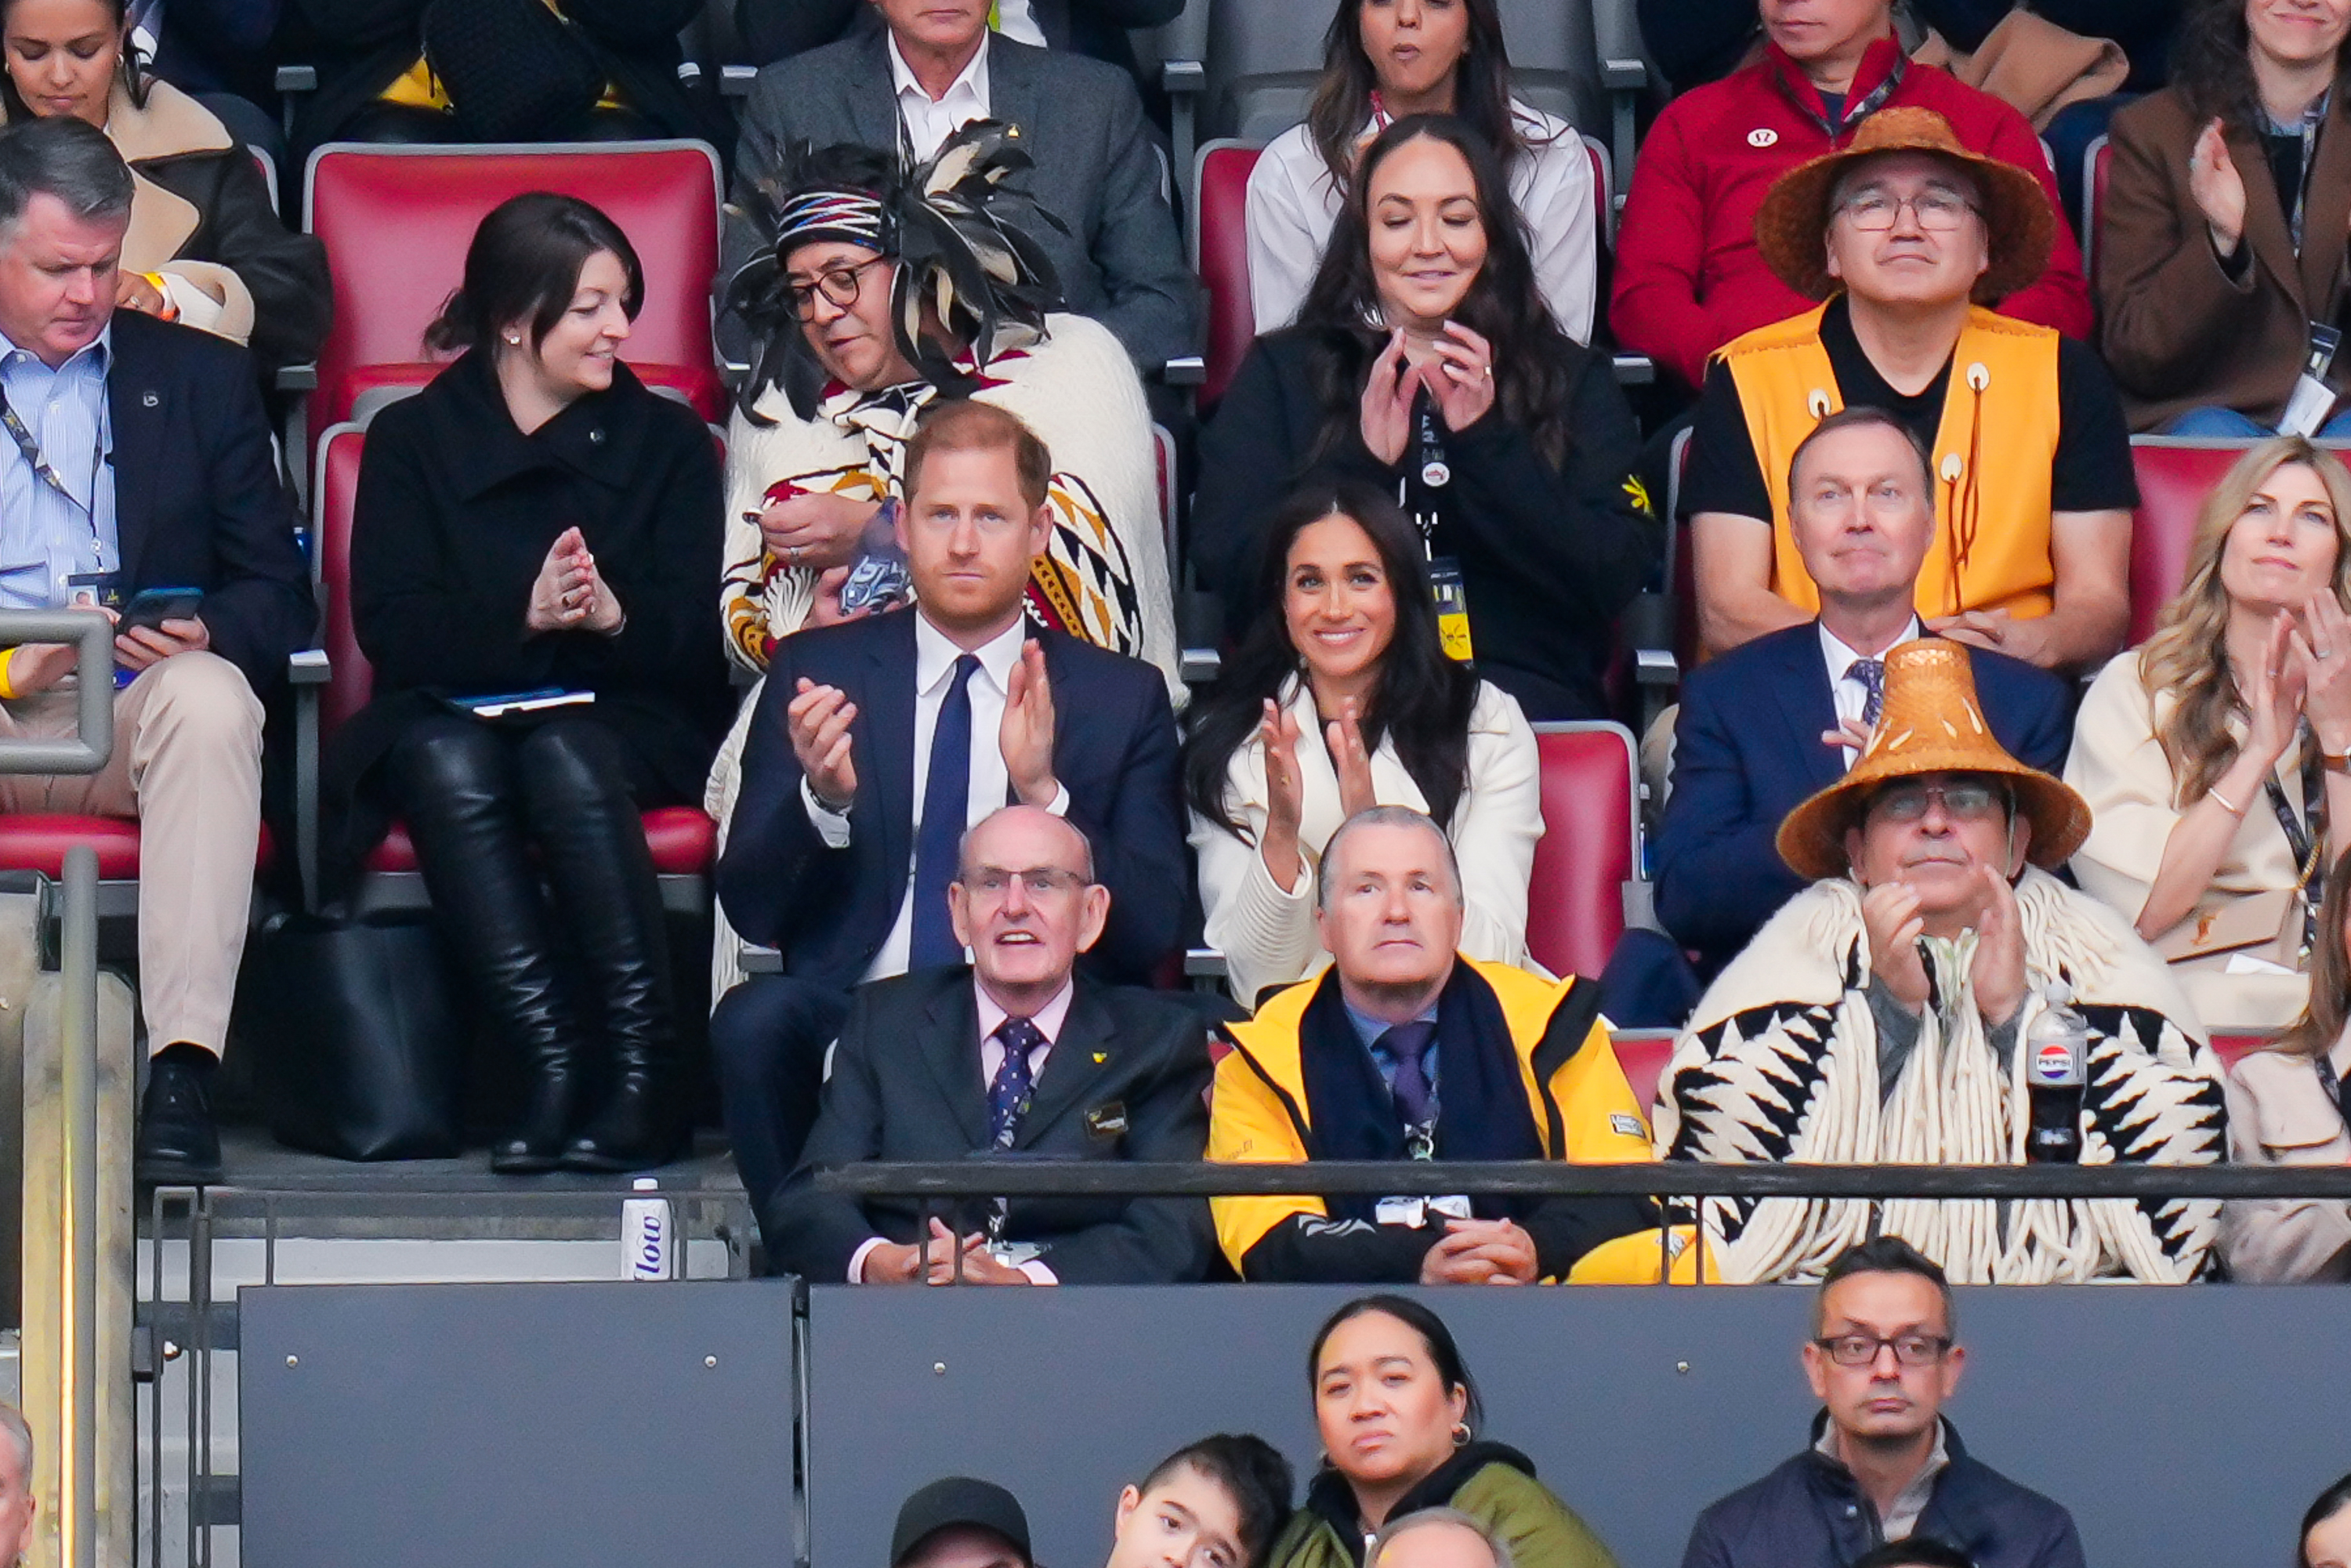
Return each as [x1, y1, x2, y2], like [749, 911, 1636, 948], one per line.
[1378, 1021, 1439, 1132]
[1849, 656, 1886, 726]
[988, 1016, 1043, 1148]
[909, 654, 981, 969]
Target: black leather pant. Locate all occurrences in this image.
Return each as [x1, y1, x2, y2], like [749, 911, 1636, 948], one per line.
[386, 714, 672, 1127]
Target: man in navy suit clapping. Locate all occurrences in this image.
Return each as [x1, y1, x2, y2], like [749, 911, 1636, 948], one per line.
[712, 400, 1186, 1227]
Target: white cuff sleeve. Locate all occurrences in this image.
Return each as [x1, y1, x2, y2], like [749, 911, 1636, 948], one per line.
[1045, 783, 1070, 817]
[1016, 1258, 1057, 1284]
[847, 1236, 889, 1283]
[158, 272, 227, 331]
[802, 778, 854, 847]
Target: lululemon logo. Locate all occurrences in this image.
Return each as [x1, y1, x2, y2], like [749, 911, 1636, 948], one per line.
[1748, 128, 1778, 147]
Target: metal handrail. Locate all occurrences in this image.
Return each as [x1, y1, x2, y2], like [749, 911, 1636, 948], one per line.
[814, 1160, 2351, 1201]
[0, 608, 118, 1568]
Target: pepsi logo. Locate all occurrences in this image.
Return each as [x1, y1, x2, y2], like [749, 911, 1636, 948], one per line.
[2032, 1042, 2074, 1081]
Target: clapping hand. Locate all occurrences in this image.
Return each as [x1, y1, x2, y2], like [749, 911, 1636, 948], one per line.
[1359, 329, 1425, 466]
[525, 527, 621, 634]
[1000, 639, 1060, 807]
[1820, 714, 1875, 754]
[1422, 321, 1496, 433]
[1968, 858, 2027, 1028]
[1860, 880, 1931, 1015]
[2244, 607, 2306, 773]
[2188, 118, 2247, 253]
[788, 676, 859, 810]
[1327, 697, 1377, 819]
[2294, 592, 2351, 755]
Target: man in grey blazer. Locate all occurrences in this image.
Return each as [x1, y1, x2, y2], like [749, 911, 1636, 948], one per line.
[724, 0, 1196, 377]
[764, 803, 1215, 1285]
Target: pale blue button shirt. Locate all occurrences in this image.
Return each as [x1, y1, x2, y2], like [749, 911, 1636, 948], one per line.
[0, 326, 119, 611]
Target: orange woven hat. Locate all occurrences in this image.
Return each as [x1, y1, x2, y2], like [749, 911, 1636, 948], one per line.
[1775, 639, 2090, 882]
[1751, 105, 2057, 305]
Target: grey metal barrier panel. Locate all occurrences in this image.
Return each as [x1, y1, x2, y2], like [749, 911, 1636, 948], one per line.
[237, 1280, 797, 1568]
[807, 1284, 2351, 1568]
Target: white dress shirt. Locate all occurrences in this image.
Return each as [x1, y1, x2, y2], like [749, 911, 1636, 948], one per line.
[1820, 617, 1921, 768]
[849, 976, 1075, 1284]
[1243, 100, 1598, 340]
[889, 31, 992, 162]
[801, 612, 1070, 982]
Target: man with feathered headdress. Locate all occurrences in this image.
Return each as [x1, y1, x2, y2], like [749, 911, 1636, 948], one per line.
[1654, 639, 2229, 1285]
[706, 126, 1177, 998]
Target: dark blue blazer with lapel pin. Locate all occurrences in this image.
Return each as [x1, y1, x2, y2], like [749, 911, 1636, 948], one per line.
[105, 310, 313, 693]
[1655, 624, 2077, 976]
[719, 607, 1188, 991]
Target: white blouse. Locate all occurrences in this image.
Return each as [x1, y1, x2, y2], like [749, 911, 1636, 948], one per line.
[1242, 100, 1598, 342]
[1190, 677, 1544, 1007]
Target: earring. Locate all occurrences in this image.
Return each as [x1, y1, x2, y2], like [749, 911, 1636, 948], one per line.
[504, 332, 523, 346]
[1450, 1422, 1470, 1447]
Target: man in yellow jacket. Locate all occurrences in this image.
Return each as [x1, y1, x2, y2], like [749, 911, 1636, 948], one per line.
[1208, 806, 1678, 1284]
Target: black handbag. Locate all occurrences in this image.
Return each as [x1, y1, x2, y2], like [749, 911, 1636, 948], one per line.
[419, 0, 606, 143]
[252, 911, 466, 1161]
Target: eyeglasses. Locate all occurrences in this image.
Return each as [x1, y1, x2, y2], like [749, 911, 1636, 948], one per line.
[1837, 190, 1980, 232]
[1812, 1332, 1953, 1367]
[1867, 780, 2009, 825]
[957, 867, 1092, 898]
[785, 256, 889, 320]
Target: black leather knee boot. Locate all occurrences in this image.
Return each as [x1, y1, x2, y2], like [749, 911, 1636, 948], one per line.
[387, 719, 582, 1173]
[514, 721, 685, 1173]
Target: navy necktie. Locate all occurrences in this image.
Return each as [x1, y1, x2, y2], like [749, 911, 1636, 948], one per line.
[988, 1016, 1043, 1148]
[909, 654, 980, 969]
[1378, 1020, 1439, 1131]
[1849, 656, 1886, 726]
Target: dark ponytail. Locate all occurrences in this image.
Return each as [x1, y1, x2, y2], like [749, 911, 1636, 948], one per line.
[424, 190, 643, 357]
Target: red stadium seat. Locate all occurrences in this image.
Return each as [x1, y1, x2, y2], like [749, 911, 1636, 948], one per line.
[302, 141, 726, 443]
[1610, 1029, 1673, 1117]
[1527, 721, 1642, 983]
[2082, 134, 2111, 286]
[2128, 437, 2251, 646]
[1191, 139, 1262, 409]
[306, 422, 715, 913]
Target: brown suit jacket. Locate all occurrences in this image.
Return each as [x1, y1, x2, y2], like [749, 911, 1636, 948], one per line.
[2098, 85, 2351, 433]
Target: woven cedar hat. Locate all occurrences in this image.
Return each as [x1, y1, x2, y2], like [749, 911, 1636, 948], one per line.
[1751, 105, 2056, 304]
[1776, 639, 2089, 881]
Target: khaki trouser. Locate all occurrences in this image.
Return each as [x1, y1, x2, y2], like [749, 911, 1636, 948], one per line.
[0, 650, 263, 1056]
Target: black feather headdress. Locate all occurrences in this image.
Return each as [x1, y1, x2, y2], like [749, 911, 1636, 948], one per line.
[726, 121, 1068, 424]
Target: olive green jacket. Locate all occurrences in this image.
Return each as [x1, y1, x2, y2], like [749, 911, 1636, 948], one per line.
[1269, 1444, 1619, 1568]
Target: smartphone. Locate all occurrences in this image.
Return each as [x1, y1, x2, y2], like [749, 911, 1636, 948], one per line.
[119, 586, 203, 636]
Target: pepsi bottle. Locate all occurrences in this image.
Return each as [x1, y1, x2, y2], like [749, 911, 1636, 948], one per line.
[2023, 982, 2086, 1164]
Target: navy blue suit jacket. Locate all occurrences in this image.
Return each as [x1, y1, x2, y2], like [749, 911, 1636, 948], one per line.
[107, 310, 313, 696]
[1655, 625, 2075, 972]
[718, 610, 1186, 990]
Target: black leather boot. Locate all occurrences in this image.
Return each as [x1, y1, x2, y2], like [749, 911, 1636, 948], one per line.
[387, 719, 583, 1174]
[512, 722, 686, 1174]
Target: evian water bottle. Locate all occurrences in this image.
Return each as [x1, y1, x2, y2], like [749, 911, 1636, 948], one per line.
[2023, 982, 2087, 1164]
[622, 1177, 675, 1280]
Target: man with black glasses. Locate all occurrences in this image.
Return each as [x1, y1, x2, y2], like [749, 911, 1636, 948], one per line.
[1655, 640, 2226, 1284]
[1679, 1237, 2085, 1568]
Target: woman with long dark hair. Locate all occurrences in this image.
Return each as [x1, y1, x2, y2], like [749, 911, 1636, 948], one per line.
[335, 193, 730, 1174]
[1185, 481, 1539, 1006]
[1266, 1296, 1617, 1568]
[1195, 115, 1655, 723]
[0, 0, 328, 375]
[2099, 0, 2351, 434]
[2222, 840, 2351, 1282]
[1244, 0, 1595, 339]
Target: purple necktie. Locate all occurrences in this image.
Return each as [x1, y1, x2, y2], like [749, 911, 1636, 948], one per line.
[1378, 1020, 1438, 1130]
[988, 1016, 1043, 1149]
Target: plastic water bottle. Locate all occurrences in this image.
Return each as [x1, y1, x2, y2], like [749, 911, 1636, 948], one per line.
[622, 1177, 675, 1280]
[2023, 982, 2087, 1164]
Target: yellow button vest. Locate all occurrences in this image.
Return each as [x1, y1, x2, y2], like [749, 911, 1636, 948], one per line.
[1719, 301, 2063, 622]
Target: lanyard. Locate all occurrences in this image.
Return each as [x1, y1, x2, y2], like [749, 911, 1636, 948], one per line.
[1773, 50, 1906, 140]
[2314, 1051, 2351, 1138]
[2262, 733, 2327, 957]
[0, 383, 106, 530]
